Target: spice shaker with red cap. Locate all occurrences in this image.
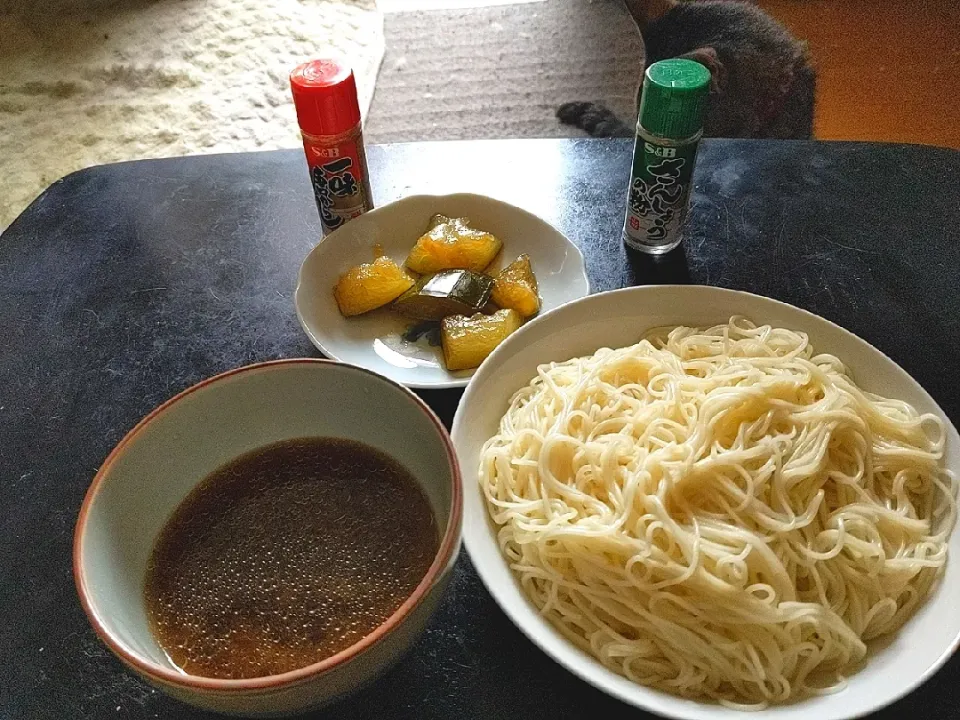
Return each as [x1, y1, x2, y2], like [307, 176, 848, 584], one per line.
[290, 59, 373, 235]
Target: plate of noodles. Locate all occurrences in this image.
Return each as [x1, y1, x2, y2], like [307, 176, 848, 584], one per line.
[451, 285, 960, 720]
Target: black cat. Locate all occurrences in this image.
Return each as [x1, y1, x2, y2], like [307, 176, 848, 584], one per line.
[557, 0, 816, 139]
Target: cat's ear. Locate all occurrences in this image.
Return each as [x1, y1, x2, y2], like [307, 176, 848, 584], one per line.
[678, 47, 727, 94]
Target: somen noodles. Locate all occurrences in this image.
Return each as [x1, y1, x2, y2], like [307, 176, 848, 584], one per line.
[479, 318, 955, 708]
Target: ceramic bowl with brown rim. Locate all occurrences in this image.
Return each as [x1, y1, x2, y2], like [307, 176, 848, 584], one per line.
[74, 360, 462, 717]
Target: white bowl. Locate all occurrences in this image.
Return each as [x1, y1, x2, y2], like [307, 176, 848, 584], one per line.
[451, 285, 960, 720]
[74, 360, 462, 718]
[294, 193, 590, 389]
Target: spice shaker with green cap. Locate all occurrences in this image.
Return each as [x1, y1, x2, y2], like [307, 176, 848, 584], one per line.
[622, 58, 711, 254]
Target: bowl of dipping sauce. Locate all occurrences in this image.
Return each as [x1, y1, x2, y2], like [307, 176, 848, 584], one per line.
[74, 359, 461, 717]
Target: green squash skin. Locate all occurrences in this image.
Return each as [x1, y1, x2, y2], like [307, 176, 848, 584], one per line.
[393, 269, 494, 321]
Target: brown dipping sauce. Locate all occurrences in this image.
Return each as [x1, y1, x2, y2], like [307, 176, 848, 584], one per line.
[143, 437, 438, 679]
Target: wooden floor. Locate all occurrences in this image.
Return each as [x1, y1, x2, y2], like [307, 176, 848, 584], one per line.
[757, 0, 960, 149]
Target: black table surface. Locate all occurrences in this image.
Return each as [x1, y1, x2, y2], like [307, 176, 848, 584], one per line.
[2, 138, 959, 720]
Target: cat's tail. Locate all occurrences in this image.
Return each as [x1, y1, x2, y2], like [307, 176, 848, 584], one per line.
[556, 102, 633, 138]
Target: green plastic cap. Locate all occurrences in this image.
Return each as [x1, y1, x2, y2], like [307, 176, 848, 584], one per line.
[638, 58, 711, 139]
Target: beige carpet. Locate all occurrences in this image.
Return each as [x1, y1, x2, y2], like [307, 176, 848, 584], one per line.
[1, 0, 643, 231]
[364, 0, 644, 143]
[0, 0, 384, 232]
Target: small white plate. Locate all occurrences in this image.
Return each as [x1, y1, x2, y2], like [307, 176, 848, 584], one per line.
[452, 285, 960, 720]
[295, 193, 590, 389]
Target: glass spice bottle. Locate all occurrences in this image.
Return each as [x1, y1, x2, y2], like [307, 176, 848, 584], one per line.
[290, 59, 374, 235]
[622, 58, 711, 255]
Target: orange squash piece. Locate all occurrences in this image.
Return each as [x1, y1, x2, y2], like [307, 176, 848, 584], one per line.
[441, 308, 522, 371]
[333, 256, 415, 317]
[405, 215, 502, 274]
[491, 254, 540, 318]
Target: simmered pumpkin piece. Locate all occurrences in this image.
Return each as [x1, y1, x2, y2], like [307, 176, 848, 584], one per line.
[441, 309, 522, 371]
[333, 256, 416, 317]
[491, 254, 540, 318]
[405, 216, 502, 274]
[393, 269, 495, 321]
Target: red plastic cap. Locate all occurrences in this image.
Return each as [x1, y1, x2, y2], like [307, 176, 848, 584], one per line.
[290, 59, 361, 137]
